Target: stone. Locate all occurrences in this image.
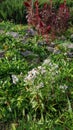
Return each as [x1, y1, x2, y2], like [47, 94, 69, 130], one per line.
[47, 47, 54, 52]
[20, 50, 33, 57]
[28, 28, 36, 36]
[20, 50, 38, 57]
[62, 43, 73, 50]
[67, 52, 73, 58]
[6, 31, 19, 38]
[53, 49, 61, 54]
[49, 42, 56, 47]
[67, 43, 73, 50]
[38, 41, 46, 46]
[26, 28, 36, 37]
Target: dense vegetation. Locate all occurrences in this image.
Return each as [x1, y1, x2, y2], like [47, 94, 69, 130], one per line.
[0, 0, 73, 130]
[0, 0, 73, 24]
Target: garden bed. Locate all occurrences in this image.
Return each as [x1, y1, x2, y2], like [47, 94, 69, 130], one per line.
[0, 21, 73, 130]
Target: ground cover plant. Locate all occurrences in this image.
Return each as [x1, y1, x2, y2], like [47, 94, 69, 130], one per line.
[0, 21, 73, 130]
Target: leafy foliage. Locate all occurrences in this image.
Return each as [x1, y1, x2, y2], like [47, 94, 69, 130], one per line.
[24, 0, 70, 42]
[0, 0, 26, 24]
[0, 22, 73, 129]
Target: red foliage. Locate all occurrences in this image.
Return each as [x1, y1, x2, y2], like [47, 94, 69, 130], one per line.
[24, 2, 30, 8]
[24, 0, 70, 42]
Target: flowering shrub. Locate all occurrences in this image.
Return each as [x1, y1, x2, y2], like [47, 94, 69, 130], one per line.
[24, 0, 70, 42]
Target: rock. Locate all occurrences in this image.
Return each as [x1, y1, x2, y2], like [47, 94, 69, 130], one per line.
[49, 42, 56, 47]
[26, 28, 36, 37]
[62, 43, 73, 50]
[20, 50, 38, 57]
[53, 49, 61, 54]
[67, 52, 73, 58]
[38, 41, 47, 46]
[47, 47, 54, 52]
[29, 29, 35, 36]
[67, 43, 73, 50]
[6, 31, 19, 38]
[20, 50, 33, 57]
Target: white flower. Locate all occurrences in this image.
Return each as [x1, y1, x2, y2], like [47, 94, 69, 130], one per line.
[54, 64, 58, 69]
[41, 67, 46, 74]
[24, 68, 39, 82]
[38, 66, 46, 74]
[49, 62, 53, 67]
[60, 85, 68, 92]
[28, 68, 39, 76]
[24, 74, 34, 82]
[12, 74, 19, 84]
[38, 66, 42, 70]
[36, 82, 44, 89]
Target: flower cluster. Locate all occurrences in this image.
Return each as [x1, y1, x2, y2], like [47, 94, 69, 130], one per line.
[24, 58, 59, 89]
[12, 74, 19, 84]
[60, 84, 68, 93]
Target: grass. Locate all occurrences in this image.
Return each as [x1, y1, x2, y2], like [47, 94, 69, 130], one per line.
[0, 21, 73, 130]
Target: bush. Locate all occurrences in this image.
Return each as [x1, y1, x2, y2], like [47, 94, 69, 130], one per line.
[0, 0, 72, 24]
[24, 0, 70, 42]
[0, 0, 27, 24]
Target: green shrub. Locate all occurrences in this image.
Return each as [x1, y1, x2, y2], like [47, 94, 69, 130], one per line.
[40, 0, 73, 7]
[0, 0, 27, 24]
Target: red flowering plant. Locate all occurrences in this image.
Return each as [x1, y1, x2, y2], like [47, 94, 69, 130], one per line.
[56, 0, 70, 33]
[24, 0, 70, 42]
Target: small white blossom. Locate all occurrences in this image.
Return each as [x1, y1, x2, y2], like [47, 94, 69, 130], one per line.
[41, 68, 46, 74]
[12, 74, 19, 84]
[49, 62, 53, 67]
[28, 68, 39, 76]
[54, 64, 58, 69]
[36, 82, 44, 89]
[60, 85, 68, 92]
[24, 68, 39, 82]
[38, 66, 42, 70]
[38, 66, 46, 74]
[55, 70, 59, 74]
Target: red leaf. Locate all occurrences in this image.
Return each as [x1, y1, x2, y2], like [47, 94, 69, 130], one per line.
[39, 21, 44, 27]
[43, 3, 47, 9]
[34, 0, 39, 7]
[24, 2, 30, 8]
[59, 4, 65, 9]
[47, 25, 51, 31]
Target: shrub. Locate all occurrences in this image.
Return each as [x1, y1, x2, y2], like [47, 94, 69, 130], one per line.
[0, 0, 27, 24]
[24, 0, 70, 42]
